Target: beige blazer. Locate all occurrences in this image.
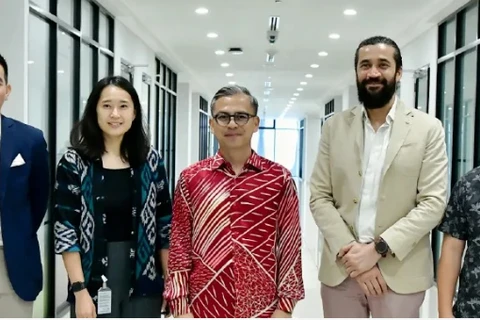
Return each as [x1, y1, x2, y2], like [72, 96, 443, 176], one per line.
[309, 101, 448, 294]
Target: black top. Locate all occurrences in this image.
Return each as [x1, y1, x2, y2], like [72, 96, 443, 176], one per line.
[438, 166, 480, 318]
[103, 167, 133, 242]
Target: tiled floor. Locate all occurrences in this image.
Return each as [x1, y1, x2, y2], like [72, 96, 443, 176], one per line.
[292, 248, 322, 318]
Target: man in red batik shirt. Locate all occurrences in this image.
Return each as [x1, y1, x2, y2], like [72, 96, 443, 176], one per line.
[163, 85, 305, 318]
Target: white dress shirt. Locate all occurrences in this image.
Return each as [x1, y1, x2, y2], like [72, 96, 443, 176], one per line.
[356, 98, 397, 243]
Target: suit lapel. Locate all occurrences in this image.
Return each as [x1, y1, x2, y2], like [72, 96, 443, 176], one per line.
[382, 102, 412, 177]
[349, 106, 364, 171]
[0, 115, 16, 207]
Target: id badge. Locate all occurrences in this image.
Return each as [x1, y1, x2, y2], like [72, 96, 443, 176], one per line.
[97, 275, 112, 315]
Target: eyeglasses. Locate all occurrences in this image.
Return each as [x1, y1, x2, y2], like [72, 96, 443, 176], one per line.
[213, 112, 255, 126]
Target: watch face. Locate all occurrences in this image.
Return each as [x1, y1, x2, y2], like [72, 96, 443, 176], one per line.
[376, 241, 388, 254]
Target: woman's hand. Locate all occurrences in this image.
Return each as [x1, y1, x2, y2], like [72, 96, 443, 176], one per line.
[75, 290, 97, 318]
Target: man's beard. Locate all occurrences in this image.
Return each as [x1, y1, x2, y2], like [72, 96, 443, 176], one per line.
[357, 76, 397, 109]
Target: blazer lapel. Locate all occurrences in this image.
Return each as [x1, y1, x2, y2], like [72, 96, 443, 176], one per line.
[0, 116, 16, 207]
[349, 106, 364, 171]
[382, 102, 412, 177]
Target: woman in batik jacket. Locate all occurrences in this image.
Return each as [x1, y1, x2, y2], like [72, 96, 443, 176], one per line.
[53, 76, 172, 318]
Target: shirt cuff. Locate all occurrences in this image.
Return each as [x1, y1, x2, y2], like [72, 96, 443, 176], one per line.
[278, 297, 296, 313]
[169, 297, 190, 317]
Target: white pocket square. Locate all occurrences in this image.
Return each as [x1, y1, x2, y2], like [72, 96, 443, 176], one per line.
[10, 154, 25, 167]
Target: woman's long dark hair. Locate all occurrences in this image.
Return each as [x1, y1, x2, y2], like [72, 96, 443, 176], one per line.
[70, 76, 150, 167]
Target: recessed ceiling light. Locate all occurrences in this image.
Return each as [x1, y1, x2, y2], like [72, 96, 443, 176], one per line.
[58, 70, 65, 74]
[195, 7, 209, 15]
[220, 62, 229, 67]
[300, 81, 307, 85]
[310, 64, 319, 68]
[27, 60, 34, 64]
[291, 97, 297, 101]
[305, 74, 313, 78]
[228, 81, 236, 85]
[329, 33, 340, 39]
[318, 51, 328, 57]
[297, 88, 304, 91]
[215, 50, 225, 55]
[293, 93, 300, 96]
[225, 73, 234, 77]
[343, 9, 357, 16]
[207, 32, 218, 38]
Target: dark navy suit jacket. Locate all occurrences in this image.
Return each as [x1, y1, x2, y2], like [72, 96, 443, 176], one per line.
[0, 115, 49, 301]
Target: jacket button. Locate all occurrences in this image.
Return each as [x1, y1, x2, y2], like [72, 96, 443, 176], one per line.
[353, 198, 359, 204]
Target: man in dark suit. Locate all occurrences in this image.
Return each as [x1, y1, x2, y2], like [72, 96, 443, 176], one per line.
[0, 54, 49, 317]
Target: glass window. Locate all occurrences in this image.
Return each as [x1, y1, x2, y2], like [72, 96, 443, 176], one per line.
[98, 53, 112, 80]
[415, 68, 429, 112]
[260, 118, 274, 128]
[80, 42, 93, 116]
[141, 74, 151, 125]
[28, 14, 50, 317]
[438, 59, 455, 187]
[456, 49, 477, 178]
[57, 0, 75, 26]
[458, 4, 478, 47]
[30, 0, 50, 11]
[81, 0, 93, 39]
[275, 118, 299, 129]
[275, 129, 299, 175]
[252, 129, 275, 161]
[439, 18, 456, 57]
[99, 12, 110, 48]
[57, 29, 75, 163]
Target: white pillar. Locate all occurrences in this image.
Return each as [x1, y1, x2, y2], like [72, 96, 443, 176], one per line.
[175, 82, 192, 183]
[0, 0, 29, 122]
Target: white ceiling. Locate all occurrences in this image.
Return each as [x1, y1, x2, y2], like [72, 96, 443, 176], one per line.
[98, 0, 468, 119]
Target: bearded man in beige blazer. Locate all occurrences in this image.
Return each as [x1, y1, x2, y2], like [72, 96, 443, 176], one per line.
[309, 35, 448, 318]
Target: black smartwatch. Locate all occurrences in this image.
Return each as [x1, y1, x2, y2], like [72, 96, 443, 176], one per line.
[71, 281, 86, 293]
[374, 238, 389, 257]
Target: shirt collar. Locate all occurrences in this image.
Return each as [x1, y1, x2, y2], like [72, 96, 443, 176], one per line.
[211, 149, 267, 172]
[362, 95, 397, 125]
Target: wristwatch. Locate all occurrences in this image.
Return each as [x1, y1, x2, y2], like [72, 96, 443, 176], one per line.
[374, 238, 389, 257]
[71, 281, 86, 293]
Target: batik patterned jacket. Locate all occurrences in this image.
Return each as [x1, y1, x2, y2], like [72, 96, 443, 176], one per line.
[53, 148, 172, 303]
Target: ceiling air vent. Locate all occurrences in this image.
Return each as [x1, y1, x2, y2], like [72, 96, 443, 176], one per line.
[228, 47, 244, 55]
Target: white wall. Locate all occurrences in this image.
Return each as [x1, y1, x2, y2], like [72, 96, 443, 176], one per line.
[400, 26, 438, 116]
[301, 116, 322, 267]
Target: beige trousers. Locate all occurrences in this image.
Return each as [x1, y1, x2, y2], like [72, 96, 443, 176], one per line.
[0, 248, 34, 318]
[321, 277, 425, 318]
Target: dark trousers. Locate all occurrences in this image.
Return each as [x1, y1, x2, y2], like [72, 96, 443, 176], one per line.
[71, 241, 162, 318]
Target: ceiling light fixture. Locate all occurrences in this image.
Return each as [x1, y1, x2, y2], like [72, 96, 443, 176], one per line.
[220, 62, 229, 67]
[297, 88, 303, 91]
[293, 93, 299, 96]
[318, 51, 328, 57]
[207, 32, 218, 38]
[225, 73, 234, 77]
[343, 9, 357, 16]
[215, 50, 225, 55]
[291, 97, 297, 101]
[195, 7, 209, 15]
[305, 74, 313, 78]
[310, 64, 319, 68]
[329, 33, 340, 39]
[300, 81, 307, 85]
[228, 81, 236, 85]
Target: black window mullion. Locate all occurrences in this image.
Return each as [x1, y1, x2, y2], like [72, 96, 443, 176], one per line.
[474, 46, 480, 167]
[46, 13, 58, 319]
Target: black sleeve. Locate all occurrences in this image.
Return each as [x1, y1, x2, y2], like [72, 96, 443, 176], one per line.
[438, 177, 469, 241]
